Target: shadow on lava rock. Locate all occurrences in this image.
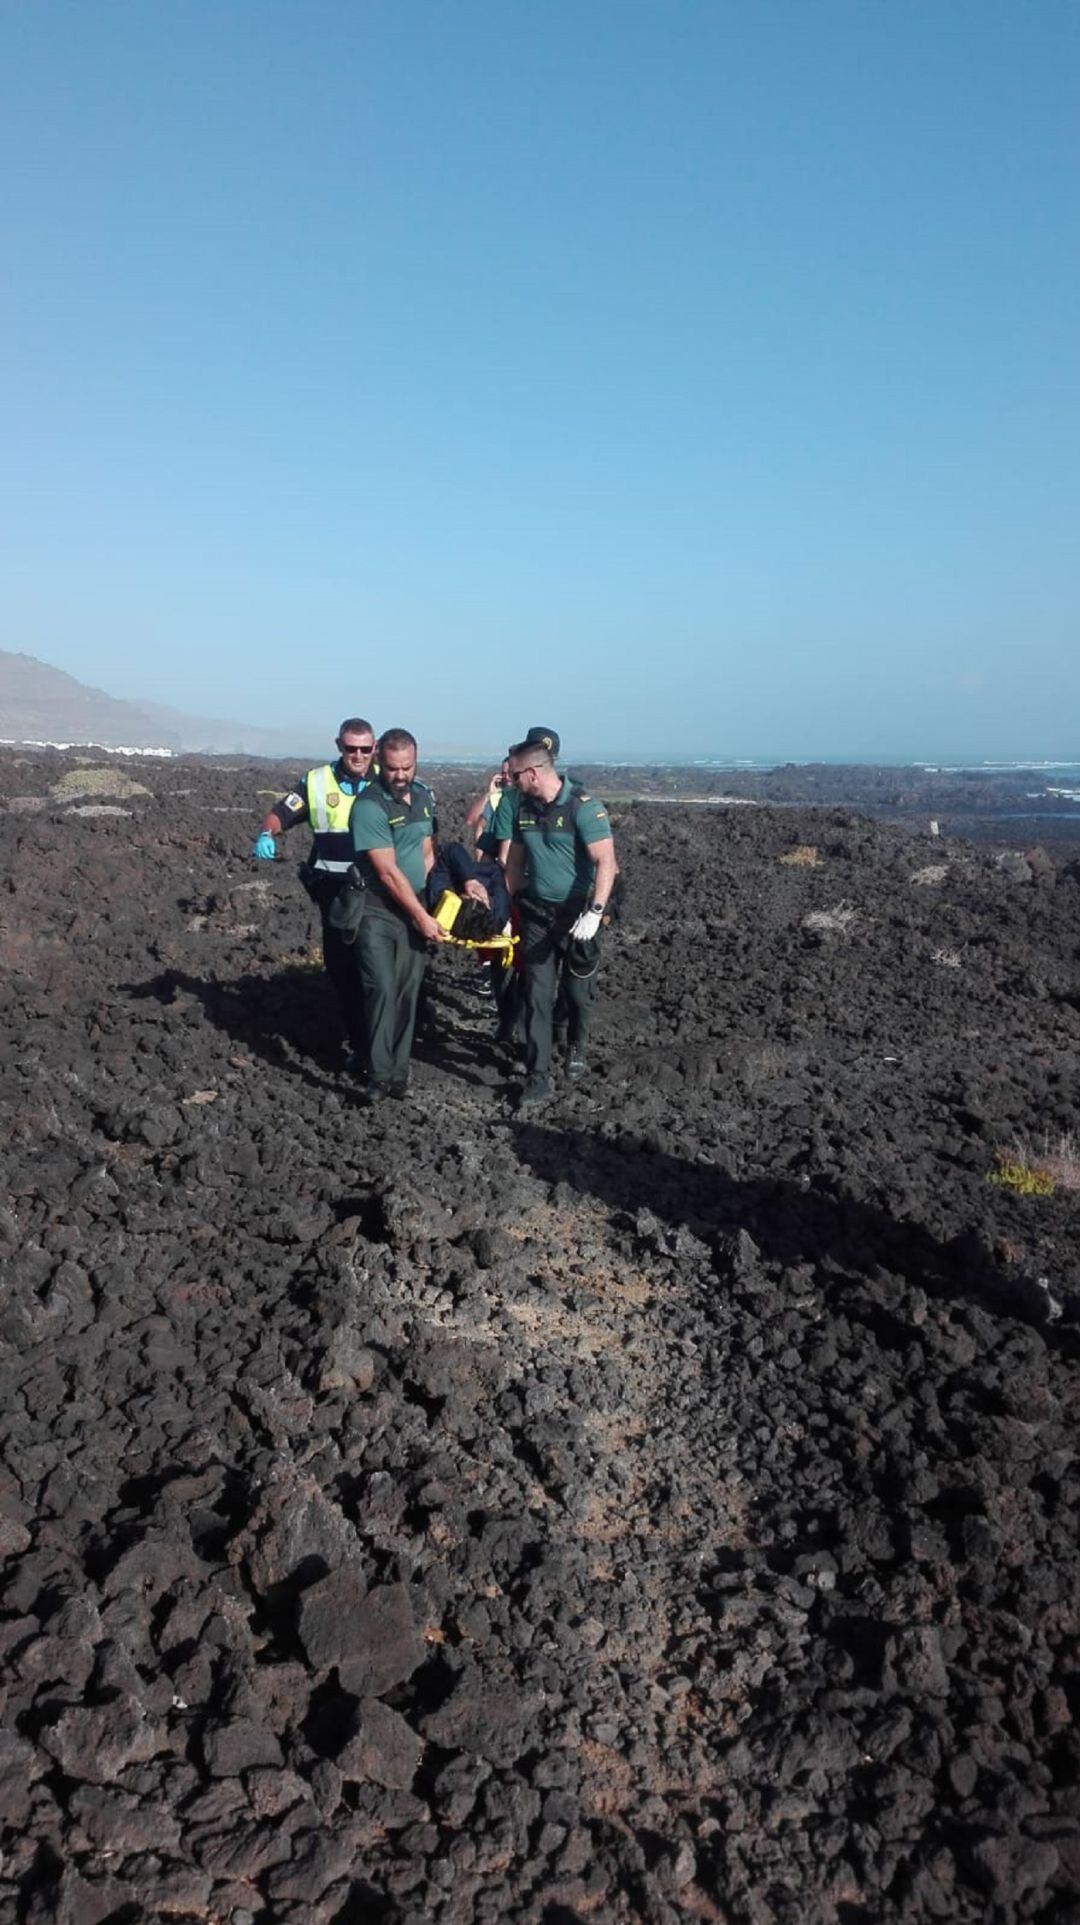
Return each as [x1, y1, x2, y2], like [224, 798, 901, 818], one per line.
[127, 966, 348, 1087]
[512, 1122, 1064, 1330]
[411, 1018, 506, 1091]
[127, 964, 504, 1095]
[408, 972, 518, 1090]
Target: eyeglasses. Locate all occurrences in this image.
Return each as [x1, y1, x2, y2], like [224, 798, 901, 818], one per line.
[339, 742, 375, 756]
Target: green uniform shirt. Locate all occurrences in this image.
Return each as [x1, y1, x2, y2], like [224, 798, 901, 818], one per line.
[490, 784, 519, 844]
[491, 768, 579, 844]
[351, 779, 435, 897]
[513, 776, 611, 904]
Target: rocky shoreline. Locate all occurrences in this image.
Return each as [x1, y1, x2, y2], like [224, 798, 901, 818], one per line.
[2, 748, 1078, 1923]
[568, 761, 1080, 852]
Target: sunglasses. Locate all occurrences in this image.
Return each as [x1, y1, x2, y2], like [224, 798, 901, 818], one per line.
[339, 742, 376, 756]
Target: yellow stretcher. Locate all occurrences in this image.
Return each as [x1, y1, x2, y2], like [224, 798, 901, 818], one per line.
[432, 890, 518, 968]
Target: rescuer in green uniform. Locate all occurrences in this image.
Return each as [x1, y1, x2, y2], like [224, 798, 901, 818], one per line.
[505, 737, 616, 1108]
[349, 728, 448, 1103]
[252, 718, 377, 1065]
[487, 725, 562, 863]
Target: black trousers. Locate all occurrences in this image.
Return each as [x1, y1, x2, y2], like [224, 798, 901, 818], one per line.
[311, 874, 366, 1054]
[356, 906, 429, 1088]
[518, 897, 598, 1080]
[493, 960, 524, 1045]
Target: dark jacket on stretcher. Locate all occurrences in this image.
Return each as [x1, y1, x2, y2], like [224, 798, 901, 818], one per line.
[425, 841, 511, 933]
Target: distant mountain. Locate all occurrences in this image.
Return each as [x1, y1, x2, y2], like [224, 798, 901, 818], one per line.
[0, 651, 319, 758]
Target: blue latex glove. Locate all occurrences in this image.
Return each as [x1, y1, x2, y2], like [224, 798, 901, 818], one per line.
[252, 831, 277, 859]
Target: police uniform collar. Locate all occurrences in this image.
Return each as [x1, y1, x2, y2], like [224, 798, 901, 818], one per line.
[534, 774, 570, 816]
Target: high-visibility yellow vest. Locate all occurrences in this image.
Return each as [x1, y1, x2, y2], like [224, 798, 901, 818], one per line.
[307, 764, 365, 873]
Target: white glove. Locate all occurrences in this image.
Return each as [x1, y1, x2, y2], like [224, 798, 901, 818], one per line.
[570, 906, 603, 941]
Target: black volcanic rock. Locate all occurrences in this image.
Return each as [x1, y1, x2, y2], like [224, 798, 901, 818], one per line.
[1, 744, 1079, 1923]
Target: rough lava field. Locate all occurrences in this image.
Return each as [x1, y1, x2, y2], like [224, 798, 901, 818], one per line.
[2, 746, 1079, 1925]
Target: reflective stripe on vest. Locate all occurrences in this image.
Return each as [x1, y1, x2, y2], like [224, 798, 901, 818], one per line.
[307, 764, 363, 873]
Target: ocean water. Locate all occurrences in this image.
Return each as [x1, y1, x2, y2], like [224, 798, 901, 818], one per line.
[599, 755, 1080, 778]
[447, 754, 1080, 809]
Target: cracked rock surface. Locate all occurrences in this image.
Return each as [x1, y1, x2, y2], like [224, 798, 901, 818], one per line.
[2, 747, 1079, 1924]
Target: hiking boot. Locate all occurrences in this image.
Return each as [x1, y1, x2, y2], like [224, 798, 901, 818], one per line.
[517, 1076, 552, 1110]
[567, 1047, 588, 1080]
[388, 1079, 410, 1100]
[359, 1082, 390, 1106]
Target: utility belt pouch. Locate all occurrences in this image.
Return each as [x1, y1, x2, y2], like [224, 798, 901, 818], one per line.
[327, 864, 368, 943]
[298, 859, 321, 903]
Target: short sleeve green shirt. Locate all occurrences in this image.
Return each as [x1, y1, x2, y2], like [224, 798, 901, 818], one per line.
[513, 776, 611, 904]
[490, 785, 518, 843]
[350, 779, 434, 896]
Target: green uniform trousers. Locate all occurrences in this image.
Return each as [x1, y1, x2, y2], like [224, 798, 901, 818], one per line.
[356, 905, 429, 1089]
[519, 897, 598, 1081]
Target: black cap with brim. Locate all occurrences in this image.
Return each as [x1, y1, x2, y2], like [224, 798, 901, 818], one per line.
[567, 934, 601, 979]
[524, 725, 560, 757]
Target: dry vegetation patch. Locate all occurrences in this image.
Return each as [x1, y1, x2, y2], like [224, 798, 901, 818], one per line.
[990, 1132, 1080, 1196]
[802, 903, 860, 936]
[49, 766, 153, 801]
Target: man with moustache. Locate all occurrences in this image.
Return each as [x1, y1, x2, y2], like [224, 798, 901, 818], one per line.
[349, 729, 448, 1104]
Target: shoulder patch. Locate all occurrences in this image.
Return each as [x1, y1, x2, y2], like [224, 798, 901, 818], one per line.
[283, 792, 303, 812]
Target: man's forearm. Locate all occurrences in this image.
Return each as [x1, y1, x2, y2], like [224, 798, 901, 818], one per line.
[589, 841, 617, 906]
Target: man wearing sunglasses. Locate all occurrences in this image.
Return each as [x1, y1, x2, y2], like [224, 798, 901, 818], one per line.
[486, 725, 562, 865]
[505, 737, 616, 1108]
[252, 719, 378, 1067]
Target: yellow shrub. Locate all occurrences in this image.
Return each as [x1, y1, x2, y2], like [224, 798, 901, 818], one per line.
[282, 946, 323, 972]
[989, 1155, 1057, 1197]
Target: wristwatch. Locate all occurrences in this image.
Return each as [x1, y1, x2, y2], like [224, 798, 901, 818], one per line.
[590, 901, 605, 915]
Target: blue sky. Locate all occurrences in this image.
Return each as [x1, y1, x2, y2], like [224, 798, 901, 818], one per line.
[2, 1, 1077, 761]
